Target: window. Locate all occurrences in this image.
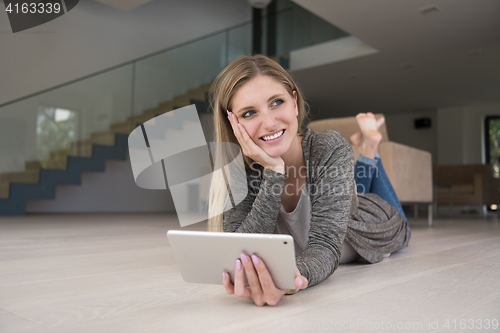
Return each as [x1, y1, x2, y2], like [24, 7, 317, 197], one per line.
[36, 106, 80, 168]
[484, 116, 500, 178]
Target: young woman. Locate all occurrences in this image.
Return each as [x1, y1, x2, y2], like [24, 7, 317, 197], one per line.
[208, 54, 410, 306]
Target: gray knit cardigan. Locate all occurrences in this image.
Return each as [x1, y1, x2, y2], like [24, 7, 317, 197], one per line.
[223, 128, 410, 287]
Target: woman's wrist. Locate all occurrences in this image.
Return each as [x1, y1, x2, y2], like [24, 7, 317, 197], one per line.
[263, 160, 285, 174]
[265, 164, 285, 174]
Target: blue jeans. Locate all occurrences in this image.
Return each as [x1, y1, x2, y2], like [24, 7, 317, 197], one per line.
[354, 153, 411, 239]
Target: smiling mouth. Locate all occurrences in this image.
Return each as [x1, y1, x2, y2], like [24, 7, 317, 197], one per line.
[260, 129, 285, 141]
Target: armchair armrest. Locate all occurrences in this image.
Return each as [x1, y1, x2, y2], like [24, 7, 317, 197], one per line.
[376, 142, 432, 203]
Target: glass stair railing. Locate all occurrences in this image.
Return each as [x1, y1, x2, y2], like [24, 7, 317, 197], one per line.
[0, 4, 347, 215]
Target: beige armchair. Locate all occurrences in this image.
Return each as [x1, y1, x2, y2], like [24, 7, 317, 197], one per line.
[307, 114, 434, 225]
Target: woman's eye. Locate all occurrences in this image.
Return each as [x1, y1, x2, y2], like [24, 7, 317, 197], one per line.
[272, 99, 284, 107]
[240, 100, 283, 118]
[242, 110, 255, 118]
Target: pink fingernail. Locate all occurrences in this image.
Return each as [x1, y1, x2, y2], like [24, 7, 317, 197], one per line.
[240, 254, 249, 264]
[226, 110, 230, 117]
[251, 255, 259, 265]
[236, 259, 242, 271]
[222, 272, 226, 280]
[298, 278, 303, 287]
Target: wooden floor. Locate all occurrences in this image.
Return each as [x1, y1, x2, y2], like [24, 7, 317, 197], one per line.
[1, 213, 499, 333]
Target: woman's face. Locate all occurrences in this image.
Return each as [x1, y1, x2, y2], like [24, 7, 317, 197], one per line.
[231, 75, 298, 158]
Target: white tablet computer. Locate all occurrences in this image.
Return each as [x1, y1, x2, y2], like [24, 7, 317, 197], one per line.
[167, 230, 297, 289]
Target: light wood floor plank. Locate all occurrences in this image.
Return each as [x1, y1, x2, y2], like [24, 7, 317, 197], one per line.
[0, 214, 499, 332]
[0, 308, 49, 332]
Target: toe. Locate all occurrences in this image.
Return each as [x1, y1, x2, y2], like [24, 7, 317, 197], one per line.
[376, 117, 385, 128]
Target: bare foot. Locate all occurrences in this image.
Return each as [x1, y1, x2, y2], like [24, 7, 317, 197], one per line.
[350, 131, 363, 150]
[351, 113, 384, 159]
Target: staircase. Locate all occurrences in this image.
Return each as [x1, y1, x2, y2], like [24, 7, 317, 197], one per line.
[0, 83, 212, 215]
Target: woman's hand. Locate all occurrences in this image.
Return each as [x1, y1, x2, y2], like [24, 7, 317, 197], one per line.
[222, 254, 308, 306]
[227, 111, 285, 174]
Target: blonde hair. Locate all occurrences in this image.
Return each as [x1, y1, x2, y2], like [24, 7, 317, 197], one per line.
[208, 55, 309, 232]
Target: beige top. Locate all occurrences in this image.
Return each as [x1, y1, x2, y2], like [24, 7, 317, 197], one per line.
[274, 186, 310, 256]
[275, 186, 361, 263]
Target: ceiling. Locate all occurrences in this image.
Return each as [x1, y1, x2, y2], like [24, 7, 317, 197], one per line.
[92, 0, 155, 11]
[291, 0, 500, 117]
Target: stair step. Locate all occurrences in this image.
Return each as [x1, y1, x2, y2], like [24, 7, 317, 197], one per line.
[158, 101, 175, 110]
[0, 197, 27, 215]
[0, 134, 127, 203]
[142, 83, 212, 121]
[10, 182, 56, 201]
[186, 90, 207, 102]
[158, 95, 196, 111]
[120, 84, 213, 134]
[109, 121, 135, 134]
[70, 140, 93, 157]
[49, 149, 71, 160]
[143, 106, 165, 119]
[187, 84, 210, 101]
[74, 146, 92, 158]
[25, 160, 42, 170]
[172, 95, 191, 108]
[46, 158, 68, 170]
[0, 183, 9, 199]
[25, 158, 67, 171]
[92, 134, 128, 161]
[90, 131, 116, 146]
[189, 83, 211, 94]
[191, 99, 209, 114]
[0, 170, 39, 184]
[39, 169, 82, 186]
[67, 156, 106, 173]
[126, 113, 156, 125]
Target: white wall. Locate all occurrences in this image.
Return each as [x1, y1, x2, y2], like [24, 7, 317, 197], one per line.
[437, 103, 500, 165]
[385, 110, 438, 165]
[386, 104, 500, 166]
[0, 0, 251, 106]
[436, 107, 466, 165]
